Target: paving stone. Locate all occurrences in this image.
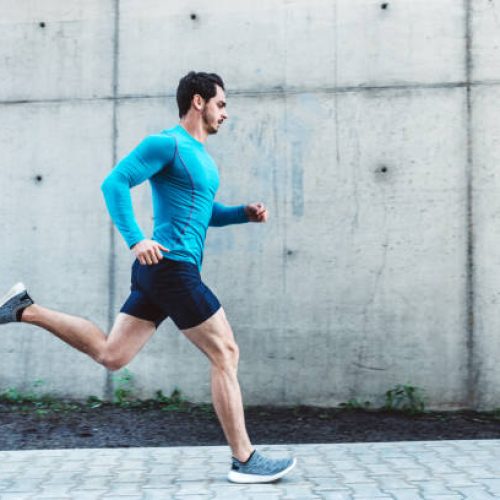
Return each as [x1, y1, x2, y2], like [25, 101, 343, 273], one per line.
[301, 465, 336, 476]
[0, 440, 499, 499]
[449, 485, 496, 499]
[0, 464, 25, 473]
[413, 480, 456, 495]
[101, 496, 143, 500]
[481, 478, 500, 494]
[401, 468, 435, 481]
[311, 476, 352, 491]
[0, 481, 11, 492]
[375, 476, 417, 489]
[460, 466, 499, 479]
[209, 494, 244, 500]
[331, 461, 368, 471]
[245, 495, 281, 500]
[1, 478, 44, 492]
[146, 465, 177, 474]
[348, 483, 393, 497]
[280, 484, 321, 497]
[142, 474, 177, 487]
[0, 495, 33, 500]
[36, 484, 75, 496]
[418, 496, 462, 500]
[438, 472, 480, 487]
[35, 496, 73, 500]
[282, 496, 322, 500]
[417, 461, 460, 474]
[112, 471, 145, 483]
[106, 483, 144, 495]
[175, 484, 212, 496]
[383, 490, 423, 500]
[57, 461, 91, 472]
[70, 493, 109, 500]
[383, 458, 424, 469]
[319, 493, 353, 500]
[243, 484, 283, 495]
[81, 468, 117, 478]
[365, 463, 402, 475]
[209, 483, 248, 495]
[72, 476, 113, 489]
[339, 470, 378, 483]
[142, 490, 178, 500]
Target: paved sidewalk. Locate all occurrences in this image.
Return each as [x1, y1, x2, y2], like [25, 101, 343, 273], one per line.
[0, 440, 499, 499]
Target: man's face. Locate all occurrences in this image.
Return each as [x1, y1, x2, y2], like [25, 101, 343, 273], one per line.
[201, 85, 228, 135]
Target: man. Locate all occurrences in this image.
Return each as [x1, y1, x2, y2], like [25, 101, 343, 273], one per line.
[0, 71, 296, 483]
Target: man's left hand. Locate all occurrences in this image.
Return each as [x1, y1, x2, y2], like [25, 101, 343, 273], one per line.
[245, 202, 269, 223]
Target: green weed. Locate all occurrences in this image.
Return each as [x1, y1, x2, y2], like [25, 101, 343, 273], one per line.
[155, 389, 188, 411]
[86, 395, 104, 409]
[384, 384, 426, 414]
[339, 399, 372, 410]
[112, 369, 135, 406]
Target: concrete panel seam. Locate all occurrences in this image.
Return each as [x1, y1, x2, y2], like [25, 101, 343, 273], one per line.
[5, 81, 500, 106]
[105, 0, 121, 401]
[464, 0, 477, 408]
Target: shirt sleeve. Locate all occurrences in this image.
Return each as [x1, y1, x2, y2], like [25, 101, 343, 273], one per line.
[101, 134, 176, 248]
[209, 202, 249, 227]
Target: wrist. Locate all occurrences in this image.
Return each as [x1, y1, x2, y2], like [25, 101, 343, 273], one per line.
[243, 205, 250, 221]
[130, 238, 145, 250]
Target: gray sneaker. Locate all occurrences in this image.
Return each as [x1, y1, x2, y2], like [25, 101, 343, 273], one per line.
[227, 450, 296, 483]
[0, 283, 33, 324]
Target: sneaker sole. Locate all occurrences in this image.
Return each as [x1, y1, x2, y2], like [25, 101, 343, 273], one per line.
[227, 457, 297, 484]
[0, 283, 26, 307]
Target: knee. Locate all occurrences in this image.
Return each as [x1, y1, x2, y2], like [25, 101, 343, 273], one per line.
[213, 341, 240, 372]
[98, 352, 129, 372]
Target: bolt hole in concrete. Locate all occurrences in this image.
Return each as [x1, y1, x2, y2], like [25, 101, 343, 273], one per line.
[381, 2, 389, 9]
[380, 166, 388, 173]
[35, 175, 43, 183]
[190, 13, 197, 20]
[39, 21, 46, 28]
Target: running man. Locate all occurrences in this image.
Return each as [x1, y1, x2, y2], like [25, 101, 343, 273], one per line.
[0, 71, 296, 483]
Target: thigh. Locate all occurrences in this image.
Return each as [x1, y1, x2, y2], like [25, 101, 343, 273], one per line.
[105, 313, 157, 362]
[139, 258, 221, 331]
[121, 260, 168, 327]
[169, 281, 221, 330]
[181, 307, 234, 361]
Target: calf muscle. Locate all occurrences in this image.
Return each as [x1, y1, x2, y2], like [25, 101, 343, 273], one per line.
[21, 306, 156, 368]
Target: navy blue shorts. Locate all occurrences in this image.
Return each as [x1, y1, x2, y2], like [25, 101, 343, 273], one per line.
[120, 258, 221, 330]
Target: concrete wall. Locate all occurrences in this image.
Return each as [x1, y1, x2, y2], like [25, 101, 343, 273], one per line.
[0, 0, 498, 410]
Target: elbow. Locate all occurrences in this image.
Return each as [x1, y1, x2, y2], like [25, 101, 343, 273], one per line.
[100, 174, 112, 195]
[101, 171, 127, 196]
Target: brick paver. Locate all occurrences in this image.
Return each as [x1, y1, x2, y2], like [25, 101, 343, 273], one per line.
[0, 440, 499, 499]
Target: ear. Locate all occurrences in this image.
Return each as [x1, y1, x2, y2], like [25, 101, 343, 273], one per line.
[192, 94, 205, 112]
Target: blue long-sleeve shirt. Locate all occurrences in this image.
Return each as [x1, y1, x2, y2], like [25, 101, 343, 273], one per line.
[101, 125, 248, 269]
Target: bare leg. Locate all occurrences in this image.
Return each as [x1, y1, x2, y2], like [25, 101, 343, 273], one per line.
[21, 305, 156, 370]
[182, 307, 253, 461]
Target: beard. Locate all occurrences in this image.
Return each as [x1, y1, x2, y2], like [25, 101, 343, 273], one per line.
[202, 109, 219, 135]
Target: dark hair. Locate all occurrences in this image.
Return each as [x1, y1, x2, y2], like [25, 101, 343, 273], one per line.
[176, 71, 225, 118]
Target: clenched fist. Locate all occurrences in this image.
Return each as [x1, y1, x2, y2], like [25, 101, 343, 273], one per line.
[245, 202, 269, 223]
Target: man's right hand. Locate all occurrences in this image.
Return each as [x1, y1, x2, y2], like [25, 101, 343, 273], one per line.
[132, 239, 169, 265]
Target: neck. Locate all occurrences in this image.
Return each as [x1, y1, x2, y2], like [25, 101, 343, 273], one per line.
[179, 115, 208, 144]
